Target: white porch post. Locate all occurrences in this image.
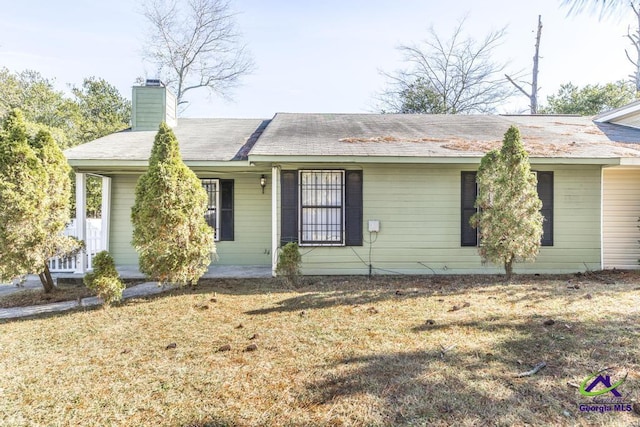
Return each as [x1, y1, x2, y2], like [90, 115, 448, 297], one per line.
[271, 166, 279, 277]
[100, 176, 111, 252]
[74, 172, 87, 274]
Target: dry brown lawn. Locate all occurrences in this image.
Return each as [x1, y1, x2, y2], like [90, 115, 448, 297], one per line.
[0, 272, 639, 426]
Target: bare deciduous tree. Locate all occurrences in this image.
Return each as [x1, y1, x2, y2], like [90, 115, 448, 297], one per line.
[561, 0, 628, 17]
[563, 0, 640, 96]
[378, 19, 514, 114]
[626, 3, 640, 92]
[141, 0, 254, 108]
[506, 15, 543, 114]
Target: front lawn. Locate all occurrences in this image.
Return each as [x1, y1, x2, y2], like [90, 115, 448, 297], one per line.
[0, 273, 639, 426]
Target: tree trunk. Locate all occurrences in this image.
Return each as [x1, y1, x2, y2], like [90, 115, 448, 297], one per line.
[530, 15, 542, 114]
[38, 263, 56, 293]
[505, 15, 542, 114]
[504, 257, 514, 282]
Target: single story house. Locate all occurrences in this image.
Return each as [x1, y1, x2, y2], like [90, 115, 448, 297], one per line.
[63, 82, 640, 276]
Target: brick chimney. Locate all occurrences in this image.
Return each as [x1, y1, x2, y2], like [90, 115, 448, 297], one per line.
[131, 79, 177, 131]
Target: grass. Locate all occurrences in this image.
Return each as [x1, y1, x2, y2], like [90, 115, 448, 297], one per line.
[0, 272, 639, 426]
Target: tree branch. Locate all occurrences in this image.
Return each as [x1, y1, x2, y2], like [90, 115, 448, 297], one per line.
[505, 74, 531, 98]
[141, 0, 254, 110]
[379, 18, 512, 114]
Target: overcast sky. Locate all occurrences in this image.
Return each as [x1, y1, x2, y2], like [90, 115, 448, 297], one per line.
[0, 0, 636, 118]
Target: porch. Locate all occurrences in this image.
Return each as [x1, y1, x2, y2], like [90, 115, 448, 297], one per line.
[48, 173, 110, 274]
[47, 174, 273, 277]
[55, 171, 276, 275]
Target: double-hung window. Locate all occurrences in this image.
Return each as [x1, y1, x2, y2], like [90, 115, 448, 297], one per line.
[461, 171, 553, 246]
[201, 178, 220, 239]
[200, 178, 234, 241]
[280, 169, 363, 247]
[299, 170, 345, 245]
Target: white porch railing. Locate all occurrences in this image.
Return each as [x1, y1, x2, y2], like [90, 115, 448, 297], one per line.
[48, 219, 103, 273]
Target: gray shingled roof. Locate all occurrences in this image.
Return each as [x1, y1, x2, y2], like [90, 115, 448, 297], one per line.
[250, 113, 640, 158]
[64, 118, 267, 162]
[64, 113, 640, 164]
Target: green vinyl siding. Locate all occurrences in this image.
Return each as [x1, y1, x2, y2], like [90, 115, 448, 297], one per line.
[131, 86, 177, 131]
[109, 175, 138, 268]
[277, 163, 601, 275]
[108, 172, 271, 269]
[213, 172, 272, 265]
[108, 163, 601, 274]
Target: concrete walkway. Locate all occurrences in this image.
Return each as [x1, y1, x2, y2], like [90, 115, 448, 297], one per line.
[0, 265, 272, 320]
[0, 282, 176, 320]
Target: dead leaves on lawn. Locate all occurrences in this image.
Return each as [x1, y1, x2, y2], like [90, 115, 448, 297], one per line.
[217, 344, 231, 352]
[244, 343, 258, 352]
[447, 301, 471, 312]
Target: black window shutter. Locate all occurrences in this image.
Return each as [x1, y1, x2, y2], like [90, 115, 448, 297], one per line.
[345, 170, 363, 246]
[219, 179, 234, 241]
[461, 171, 478, 246]
[537, 172, 554, 246]
[280, 170, 298, 245]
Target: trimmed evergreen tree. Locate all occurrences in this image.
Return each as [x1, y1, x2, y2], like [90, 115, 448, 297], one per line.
[471, 126, 543, 280]
[0, 109, 75, 292]
[131, 122, 214, 285]
[30, 128, 76, 291]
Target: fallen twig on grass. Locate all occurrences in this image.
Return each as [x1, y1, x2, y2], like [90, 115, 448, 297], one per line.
[581, 264, 615, 284]
[440, 344, 457, 358]
[515, 361, 546, 377]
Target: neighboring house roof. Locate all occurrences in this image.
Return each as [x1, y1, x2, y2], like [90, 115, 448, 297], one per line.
[250, 113, 640, 161]
[64, 118, 268, 163]
[593, 100, 640, 127]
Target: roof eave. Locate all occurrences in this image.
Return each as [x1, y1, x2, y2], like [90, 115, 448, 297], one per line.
[67, 159, 149, 169]
[619, 157, 640, 166]
[248, 154, 622, 165]
[68, 159, 252, 170]
[248, 154, 481, 164]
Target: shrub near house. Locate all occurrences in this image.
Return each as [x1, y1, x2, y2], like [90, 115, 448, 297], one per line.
[83, 251, 124, 305]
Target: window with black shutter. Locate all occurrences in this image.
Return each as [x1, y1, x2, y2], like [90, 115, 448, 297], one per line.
[345, 170, 363, 246]
[219, 179, 234, 241]
[460, 171, 554, 247]
[299, 170, 344, 245]
[280, 170, 299, 245]
[461, 172, 478, 246]
[201, 178, 234, 241]
[537, 172, 553, 246]
[280, 169, 362, 247]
